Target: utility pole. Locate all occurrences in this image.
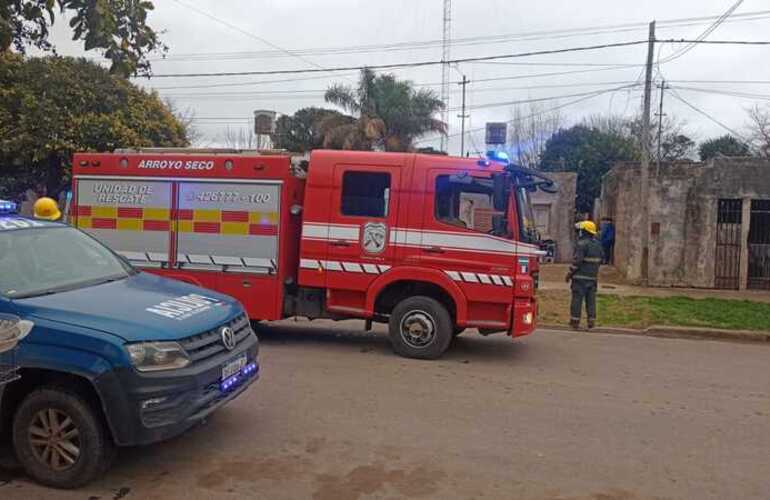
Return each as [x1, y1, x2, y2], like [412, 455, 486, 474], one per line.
[639, 21, 655, 287]
[440, 0, 452, 153]
[458, 75, 470, 157]
[655, 79, 670, 174]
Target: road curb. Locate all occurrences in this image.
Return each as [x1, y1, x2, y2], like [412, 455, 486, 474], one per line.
[540, 323, 770, 343]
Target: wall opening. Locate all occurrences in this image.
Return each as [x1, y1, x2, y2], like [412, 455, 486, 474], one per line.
[748, 199, 770, 290]
[714, 199, 742, 290]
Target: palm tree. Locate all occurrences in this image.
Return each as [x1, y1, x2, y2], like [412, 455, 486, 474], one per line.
[323, 68, 446, 152]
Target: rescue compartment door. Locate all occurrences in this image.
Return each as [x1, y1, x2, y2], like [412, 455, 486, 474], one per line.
[324, 165, 401, 312]
[74, 178, 173, 268]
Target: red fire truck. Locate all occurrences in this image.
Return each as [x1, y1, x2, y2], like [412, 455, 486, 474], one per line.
[71, 149, 554, 359]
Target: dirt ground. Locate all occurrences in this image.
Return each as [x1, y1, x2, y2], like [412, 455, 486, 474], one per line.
[1, 321, 769, 500]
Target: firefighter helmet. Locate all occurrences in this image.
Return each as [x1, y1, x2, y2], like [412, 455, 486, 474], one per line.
[33, 197, 61, 221]
[575, 220, 597, 235]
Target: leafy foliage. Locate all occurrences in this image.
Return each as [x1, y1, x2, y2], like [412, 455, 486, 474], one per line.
[324, 68, 446, 152]
[0, 0, 164, 76]
[539, 125, 640, 213]
[272, 107, 354, 153]
[0, 54, 188, 198]
[698, 134, 751, 161]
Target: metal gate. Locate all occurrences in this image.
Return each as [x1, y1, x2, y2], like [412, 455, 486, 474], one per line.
[715, 199, 743, 290]
[748, 200, 770, 290]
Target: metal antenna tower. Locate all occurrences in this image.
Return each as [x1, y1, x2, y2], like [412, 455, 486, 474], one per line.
[440, 0, 451, 152]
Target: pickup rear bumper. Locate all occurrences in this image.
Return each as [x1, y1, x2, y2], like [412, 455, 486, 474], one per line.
[94, 333, 259, 447]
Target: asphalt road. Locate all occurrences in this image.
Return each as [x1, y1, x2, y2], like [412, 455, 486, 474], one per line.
[1, 322, 768, 500]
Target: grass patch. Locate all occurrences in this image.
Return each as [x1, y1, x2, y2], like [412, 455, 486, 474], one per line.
[538, 291, 770, 331]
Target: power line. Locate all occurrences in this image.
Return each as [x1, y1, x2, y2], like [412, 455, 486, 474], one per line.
[168, 0, 329, 73]
[658, 0, 744, 65]
[668, 89, 749, 141]
[418, 84, 639, 144]
[146, 39, 770, 79]
[147, 10, 770, 63]
[447, 84, 640, 112]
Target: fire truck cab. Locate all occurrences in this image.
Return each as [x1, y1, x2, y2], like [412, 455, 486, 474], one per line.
[72, 149, 553, 359]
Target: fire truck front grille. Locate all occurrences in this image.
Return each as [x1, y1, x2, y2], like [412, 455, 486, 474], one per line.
[180, 314, 253, 363]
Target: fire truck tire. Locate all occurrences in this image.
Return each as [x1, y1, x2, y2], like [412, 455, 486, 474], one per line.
[12, 387, 116, 489]
[389, 296, 453, 360]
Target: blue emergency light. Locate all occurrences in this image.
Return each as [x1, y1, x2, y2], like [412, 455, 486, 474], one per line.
[487, 150, 510, 163]
[0, 200, 18, 215]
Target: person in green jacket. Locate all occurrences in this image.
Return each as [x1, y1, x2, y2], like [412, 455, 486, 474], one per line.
[566, 220, 603, 330]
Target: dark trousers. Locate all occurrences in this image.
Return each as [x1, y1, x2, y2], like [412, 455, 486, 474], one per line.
[602, 242, 614, 264]
[570, 279, 597, 323]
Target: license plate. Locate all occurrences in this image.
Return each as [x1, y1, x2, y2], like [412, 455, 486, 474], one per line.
[222, 354, 247, 380]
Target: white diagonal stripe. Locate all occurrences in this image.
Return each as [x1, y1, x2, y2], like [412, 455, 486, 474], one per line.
[445, 271, 462, 281]
[323, 260, 343, 271]
[490, 275, 503, 286]
[477, 273, 492, 284]
[342, 262, 363, 273]
[300, 259, 319, 269]
[363, 264, 380, 274]
[502, 276, 513, 287]
[378, 265, 392, 273]
[460, 272, 479, 283]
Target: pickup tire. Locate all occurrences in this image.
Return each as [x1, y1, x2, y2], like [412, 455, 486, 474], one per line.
[389, 296, 453, 360]
[12, 387, 115, 489]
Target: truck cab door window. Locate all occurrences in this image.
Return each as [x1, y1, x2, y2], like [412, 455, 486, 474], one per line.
[341, 171, 391, 218]
[435, 175, 499, 233]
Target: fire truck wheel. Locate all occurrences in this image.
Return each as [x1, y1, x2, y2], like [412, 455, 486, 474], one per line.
[389, 296, 453, 360]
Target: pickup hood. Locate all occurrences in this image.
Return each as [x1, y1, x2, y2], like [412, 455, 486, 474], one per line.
[12, 272, 242, 342]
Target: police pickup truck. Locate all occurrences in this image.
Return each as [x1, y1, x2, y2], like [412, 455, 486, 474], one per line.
[0, 200, 259, 488]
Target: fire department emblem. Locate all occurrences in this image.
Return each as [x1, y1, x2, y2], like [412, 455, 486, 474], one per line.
[362, 222, 388, 255]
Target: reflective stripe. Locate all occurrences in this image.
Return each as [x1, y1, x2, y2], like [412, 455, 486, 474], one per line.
[583, 257, 603, 263]
[572, 275, 597, 281]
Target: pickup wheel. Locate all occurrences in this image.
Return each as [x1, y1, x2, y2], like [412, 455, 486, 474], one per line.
[12, 387, 115, 489]
[389, 296, 453, 360]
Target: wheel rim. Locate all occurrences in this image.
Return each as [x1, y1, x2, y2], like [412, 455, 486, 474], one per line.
[399, 310, 436, 349]
[28, 409, 81, 471]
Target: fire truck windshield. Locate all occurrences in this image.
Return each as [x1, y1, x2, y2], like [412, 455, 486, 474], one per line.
[515, 187, 538, 244]
[0, 226, 134, 299]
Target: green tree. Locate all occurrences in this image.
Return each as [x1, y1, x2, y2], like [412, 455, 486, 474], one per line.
[540, 125, 640, 213]
[0, 0, 164, 76]
[324, 68, 446, 152]
[698, 134, 751, 161]
[0, 54, 188, 198]
[273, 107, 354, 153]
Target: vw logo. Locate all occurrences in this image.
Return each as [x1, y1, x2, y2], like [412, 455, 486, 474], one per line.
[220, 326, 236, 351]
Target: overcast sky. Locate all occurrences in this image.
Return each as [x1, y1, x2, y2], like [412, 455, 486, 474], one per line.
[44, 0, 770, 154]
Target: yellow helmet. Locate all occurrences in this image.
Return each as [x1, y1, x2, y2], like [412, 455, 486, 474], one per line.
[575, 220, 597, 235]
[33, 197, 62, 221]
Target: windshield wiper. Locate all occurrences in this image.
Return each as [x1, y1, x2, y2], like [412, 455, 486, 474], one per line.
[10, 274, 129, 300]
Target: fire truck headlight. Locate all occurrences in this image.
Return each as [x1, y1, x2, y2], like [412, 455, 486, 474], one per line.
[522, 312, 534, 326]
[126, 342, 190, 372]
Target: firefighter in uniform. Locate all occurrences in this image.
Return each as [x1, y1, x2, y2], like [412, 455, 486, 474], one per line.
[32, 197, 62, 221]
[566, 220, 603, 330]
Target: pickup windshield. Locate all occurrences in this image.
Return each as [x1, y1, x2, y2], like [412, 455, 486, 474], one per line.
[0, 227, 133, 299]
